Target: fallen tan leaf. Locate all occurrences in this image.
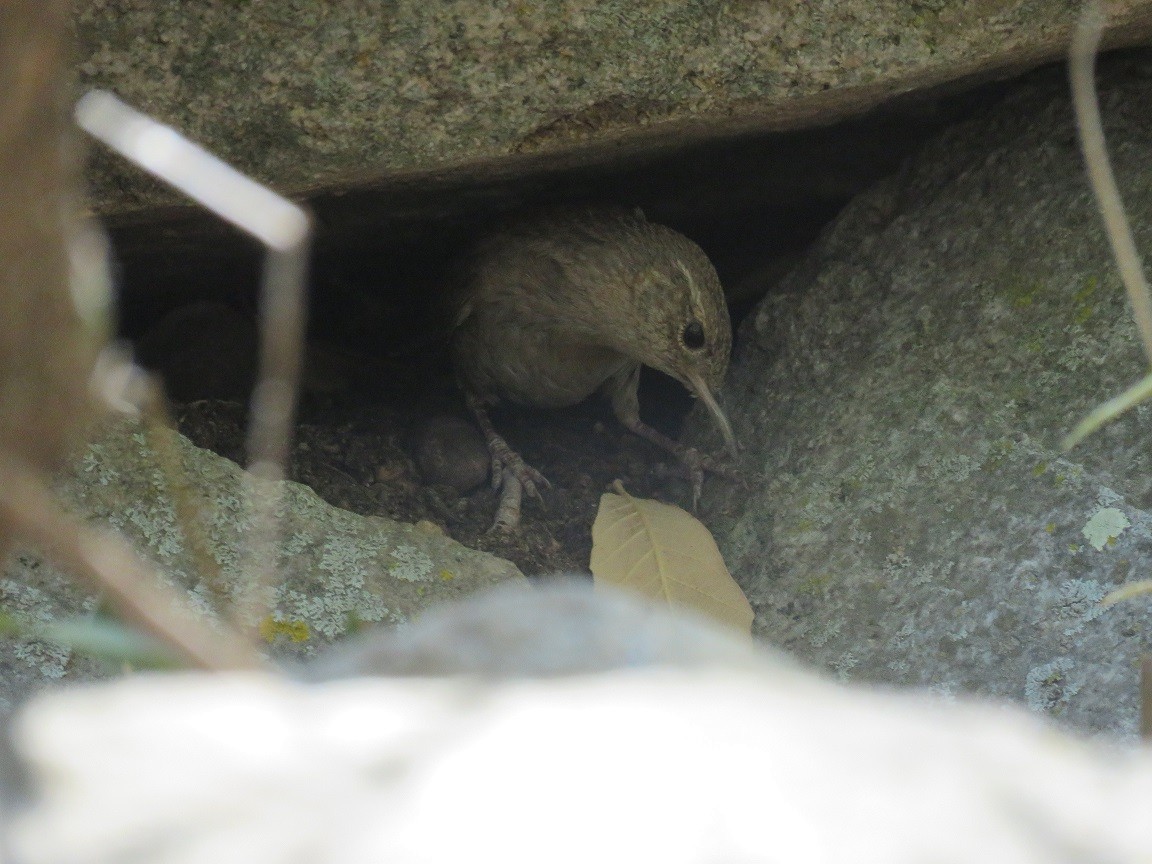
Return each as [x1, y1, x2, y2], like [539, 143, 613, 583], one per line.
[590, 480, 753, 636]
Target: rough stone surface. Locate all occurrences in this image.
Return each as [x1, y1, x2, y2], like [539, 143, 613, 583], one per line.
[8, 583, 1152, 863]
[0, 415, 524, 708]
[75, 1, 1152, 218]
[695, 53, 1152, 736]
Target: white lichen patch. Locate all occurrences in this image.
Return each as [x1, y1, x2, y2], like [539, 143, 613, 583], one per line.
[388, 544, 435, 583]
[78, 443, 116, 486]
[1025, 657, 1079, 715]
[926, 453, 980, 485]
[808, 615, 844, 648]
[910, 562, 942, 588]
[0, 579, 74, 678]
[13, 640, 71, 680]
[1081, 507, 1130, 551]
[0, 578, 57, 624]
[317, 536, 377, 581]
[889, 620, 917, 651]
[277, 570, 388, 643]
[926, 682, 957, 704]
[832, 650, 859, 681]
[1055, 579, 1107, 637]
[265, 536, 396, 643]
[882, 549, 911, 578]
[114, 502, 184, 565]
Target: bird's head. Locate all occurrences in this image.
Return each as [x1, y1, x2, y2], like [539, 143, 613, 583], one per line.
[622, 226, 737, 457]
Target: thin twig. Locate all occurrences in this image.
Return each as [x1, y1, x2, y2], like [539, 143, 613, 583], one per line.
[1141, 655, 1152, 741]
[138, 376, 234, 617]
[75, 91, 313, 635]
[236, 241, 311, 628]
[1069, 0, 1152, 363]
[1063, 368, 1152, 449]
[1102, 578, 1152, 605]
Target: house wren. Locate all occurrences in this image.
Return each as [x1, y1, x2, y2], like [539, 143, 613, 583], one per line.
[450, 209, 737, 529]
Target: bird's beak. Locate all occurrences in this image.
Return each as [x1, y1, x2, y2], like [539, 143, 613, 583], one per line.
[684, 370, 738, 459]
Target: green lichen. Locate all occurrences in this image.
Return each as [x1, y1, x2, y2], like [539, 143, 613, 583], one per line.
[1007, 278, 1043, 309]
[796, 571, 836, 595]
[1070, 276, 1098, 325]
[259, 616, 311, 643]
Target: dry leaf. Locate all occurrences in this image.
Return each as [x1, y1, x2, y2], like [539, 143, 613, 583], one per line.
[590, 481, 753, 636]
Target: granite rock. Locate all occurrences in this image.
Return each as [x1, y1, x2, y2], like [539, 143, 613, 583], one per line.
[75, 1, 1152, 219]
[700, 54, 1152, 735]
[0, 415, 524, 709]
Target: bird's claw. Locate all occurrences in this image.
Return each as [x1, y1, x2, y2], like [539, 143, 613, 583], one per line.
[677, 446, 744, 511]
[489, 446, 550, 501]
[483, 438, 551, 531]
[678, 448, 706, 511]
[488, 467, 522, 533]
[465, 396, 551, 529]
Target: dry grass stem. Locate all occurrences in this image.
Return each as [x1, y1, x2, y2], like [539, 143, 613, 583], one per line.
[1142, 655, 1152, 741]
[0, 3, 257, 673]
[236, 242, 311, 629]
[75, 91, 313, 637]
[1063, 0, 1152, 449]
[1069, 0, 1152, 363]
[137, 375, 234, 617]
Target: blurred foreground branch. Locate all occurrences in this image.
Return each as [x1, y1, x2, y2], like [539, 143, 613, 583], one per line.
[0, 0, 264, 671]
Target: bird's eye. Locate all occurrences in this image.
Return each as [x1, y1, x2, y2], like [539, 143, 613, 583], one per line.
[682, 320, 705, 350]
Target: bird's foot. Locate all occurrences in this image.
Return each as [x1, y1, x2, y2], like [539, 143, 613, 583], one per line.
[486, 434, 550, 500]
[623, 418, 742, 510]
[484, 436, 550, 532]
[490, 467, 522, 532]
[465, 393, 550, 530]
[672, 445, 745, 510]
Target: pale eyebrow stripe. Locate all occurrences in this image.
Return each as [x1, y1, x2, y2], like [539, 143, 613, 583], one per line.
[675, 260, 702, 308]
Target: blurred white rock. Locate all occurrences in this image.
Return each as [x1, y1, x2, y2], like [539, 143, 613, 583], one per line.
[5, 581, 1152, 863]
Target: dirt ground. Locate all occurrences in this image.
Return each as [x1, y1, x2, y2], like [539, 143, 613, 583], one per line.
[125, 231, 756, 579]
[171, 360, 739, 578]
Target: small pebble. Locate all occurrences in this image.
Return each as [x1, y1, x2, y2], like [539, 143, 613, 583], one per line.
[414, 415, 490, 493]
